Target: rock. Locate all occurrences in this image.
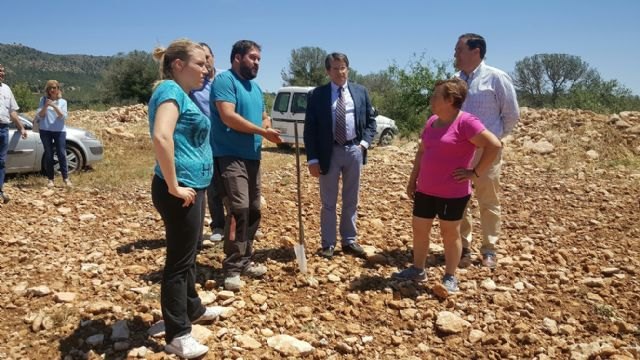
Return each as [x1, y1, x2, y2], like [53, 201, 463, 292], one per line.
[559, 324, 576, 335]
[431, 283, 449, 299]
[111, 320, 130, 341]
[130, 287, 150, 295]
[542, 318, 558, 335]
[493, 292, 513, 306]
[235, 334, 262, 349]
[436, 311, 469, 334]
[336, 342, 353, 354]
[54, 292, 76, 303]
[27, 285, 51, 297]
[524, 139, 554, 154]
[147, 321, 165, 338]
[601, 267, 620, 276]
[113, 341, 130, 351]
[199, 291, 216, 305]
[86, 301, 113, 315]
[86, 334, 104, 347]
[261, 328, 274, 337]
[346, 293, 361, 305]
[481, 279, 497, 291]
[267, 335, 315, 356]
[361, 245, 388, 264]
[469, 329, 485, 344]
[79, 213, 97, 221]
[251, 293, 268, 305]
[327, 274, 340, 282]
[128, 346, 148, 358]
[585, 150, 599, 159]
[191, 325, 213, 343]
[581, 277, 605, 287]
[217, 290, 235, 300]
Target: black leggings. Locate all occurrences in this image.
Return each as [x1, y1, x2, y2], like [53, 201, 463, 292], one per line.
[151, 175, 206, 343]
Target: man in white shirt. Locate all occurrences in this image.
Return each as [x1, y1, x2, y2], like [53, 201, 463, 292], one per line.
[0, 64, 27, 204]
[454, 34, 520, 268]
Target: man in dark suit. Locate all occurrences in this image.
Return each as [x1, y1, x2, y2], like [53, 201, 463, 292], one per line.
[303, 52, 377, 259]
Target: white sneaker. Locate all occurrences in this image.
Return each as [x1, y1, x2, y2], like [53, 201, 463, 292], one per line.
[193, 306, 228, 324]
[47, 180, 54, 188]
[165, 334, 208, 359]
[63, 179, 73, 187]
[209, 227, 224, 242]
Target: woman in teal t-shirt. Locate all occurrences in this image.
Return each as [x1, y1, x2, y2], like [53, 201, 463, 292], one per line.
[148, 39, 227, 359]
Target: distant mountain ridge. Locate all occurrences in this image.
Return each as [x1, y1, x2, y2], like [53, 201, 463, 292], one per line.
[0, 43, 114, 106]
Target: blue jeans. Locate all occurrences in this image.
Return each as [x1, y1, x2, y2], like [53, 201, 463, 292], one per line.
[0, 124, 8, 191]
[39, 130, 68, 180]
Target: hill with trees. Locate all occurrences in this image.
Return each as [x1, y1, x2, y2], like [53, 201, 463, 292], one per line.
[0, 43, 113, 109]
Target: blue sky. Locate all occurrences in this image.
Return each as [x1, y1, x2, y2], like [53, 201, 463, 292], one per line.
[3, 0, 639, 95]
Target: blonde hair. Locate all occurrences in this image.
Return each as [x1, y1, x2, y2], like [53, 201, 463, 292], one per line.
[45, 80, 62, 100]
[152, 39, 203, 82]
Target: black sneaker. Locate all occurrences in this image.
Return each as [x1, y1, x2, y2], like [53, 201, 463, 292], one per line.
[319, 246, 335, 259]
[342, 242, 366, 258]
[0, 192, 9, 204]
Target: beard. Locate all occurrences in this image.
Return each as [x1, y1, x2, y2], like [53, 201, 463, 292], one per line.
[239, 63, 258, 80]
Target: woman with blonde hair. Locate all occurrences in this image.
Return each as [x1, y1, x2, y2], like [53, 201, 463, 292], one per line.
[149, 39, 227, 359]
[36, 80, 70, 187]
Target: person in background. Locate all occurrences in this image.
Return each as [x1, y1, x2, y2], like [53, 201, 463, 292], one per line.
[189, 42, 227, 248]
[454, 33, 520, 268]
[36, 80, 71, 187]
[393, 79, 501, 292]
[0, 63, 27, 203]
[149, 39, 229, 359]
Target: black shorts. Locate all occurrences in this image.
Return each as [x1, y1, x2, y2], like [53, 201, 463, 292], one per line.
[412, 192, 471, 221]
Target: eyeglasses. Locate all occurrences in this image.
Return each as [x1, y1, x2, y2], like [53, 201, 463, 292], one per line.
[48, 87, 58, 90]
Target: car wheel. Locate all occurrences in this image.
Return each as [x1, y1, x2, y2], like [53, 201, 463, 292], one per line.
[378, 129, 394, 146]
[42, 144, 85, 174]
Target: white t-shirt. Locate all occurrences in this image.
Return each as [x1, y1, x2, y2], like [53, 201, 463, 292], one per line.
[0, 83, 20, 124]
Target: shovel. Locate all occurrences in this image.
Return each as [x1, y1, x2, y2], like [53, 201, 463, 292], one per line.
[293, 121, 307, 273]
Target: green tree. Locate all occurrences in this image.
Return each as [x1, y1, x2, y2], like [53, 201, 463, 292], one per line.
[513, 54, 589, 106]
[375, 56, 449, 135]
[11, 82, 38, 111]
[101, 50, 158, 104]
[513, 53, 640, 112]
[281, 47, 328, 87]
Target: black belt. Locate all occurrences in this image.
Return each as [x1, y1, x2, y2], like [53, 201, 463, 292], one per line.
[335, 138, 359, 146]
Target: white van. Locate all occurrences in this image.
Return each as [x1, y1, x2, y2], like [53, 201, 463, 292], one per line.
[271, 86, 398, 148]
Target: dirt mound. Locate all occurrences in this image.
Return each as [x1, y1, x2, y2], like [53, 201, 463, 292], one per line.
[0, 107, 638, 359]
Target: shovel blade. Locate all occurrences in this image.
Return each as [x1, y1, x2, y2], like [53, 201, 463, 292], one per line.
[293, 244, 308, 274]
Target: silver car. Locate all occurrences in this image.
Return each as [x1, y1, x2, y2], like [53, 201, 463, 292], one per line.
[6, 114, 104, 174]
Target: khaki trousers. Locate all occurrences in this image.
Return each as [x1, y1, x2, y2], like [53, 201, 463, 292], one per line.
[460, 147, 502, 255]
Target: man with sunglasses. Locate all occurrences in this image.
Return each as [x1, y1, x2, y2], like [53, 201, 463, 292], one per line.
[0, 64, 27, 204]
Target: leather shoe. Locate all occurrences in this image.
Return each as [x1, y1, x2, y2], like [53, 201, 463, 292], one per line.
[459, 247, 472, 268]
[319, 246, 334, 259]
[342, 242, 366, 258]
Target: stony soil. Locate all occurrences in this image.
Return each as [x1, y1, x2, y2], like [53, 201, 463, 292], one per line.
[0, 106, 639, 359]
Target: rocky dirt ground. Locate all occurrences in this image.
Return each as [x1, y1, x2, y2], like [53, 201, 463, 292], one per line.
[0, 106, 639, 359]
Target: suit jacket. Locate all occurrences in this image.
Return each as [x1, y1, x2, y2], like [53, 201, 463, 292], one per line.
[303, 82, 377, 174]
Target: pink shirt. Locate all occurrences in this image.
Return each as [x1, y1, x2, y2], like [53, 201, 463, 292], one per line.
[417, 111, 485, 198]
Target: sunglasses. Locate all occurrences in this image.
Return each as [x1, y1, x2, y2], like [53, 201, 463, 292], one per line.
[48, 87, 59, 90]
